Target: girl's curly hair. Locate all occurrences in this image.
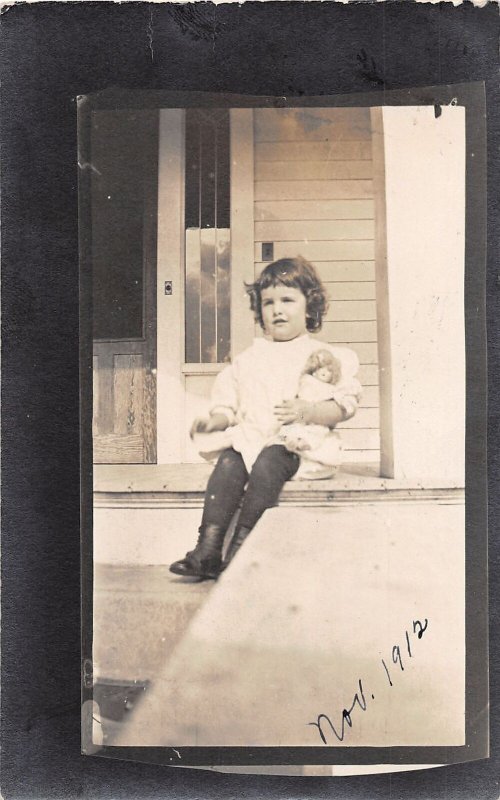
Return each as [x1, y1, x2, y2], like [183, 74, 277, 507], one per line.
[245, 256, 329, 332]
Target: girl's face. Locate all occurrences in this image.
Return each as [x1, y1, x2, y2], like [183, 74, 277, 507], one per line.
[261, 285, 308, 342]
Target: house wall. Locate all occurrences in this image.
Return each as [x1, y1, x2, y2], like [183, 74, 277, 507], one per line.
[253, 108, 380, 464]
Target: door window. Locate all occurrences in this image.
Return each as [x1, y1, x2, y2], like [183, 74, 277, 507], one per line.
[184, 108, 231, 364]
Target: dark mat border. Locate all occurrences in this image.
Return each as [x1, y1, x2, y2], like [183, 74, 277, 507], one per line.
[2, 2, 499, 798]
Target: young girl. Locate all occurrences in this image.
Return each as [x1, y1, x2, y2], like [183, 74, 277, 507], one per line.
[169, 256, 361, 580]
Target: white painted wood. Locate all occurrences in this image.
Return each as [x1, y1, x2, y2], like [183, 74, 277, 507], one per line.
[341, 342, 378, 364]
[314, 320, 378, 344]
[184, 374, 216, 463]
[255, 199, 374, 221]
[371, 107, 393, 478]
[254, 240, 375, 262]
[337, 428, 380, 450]
[230, 109, 255, 356]
[340, 407, 380, 429]
[255, 160, 373, 181]
[380, 106, 466, 483]
[255, 219, 374, 242]
[358, 386, 379, 408]
[256, 141, 372, 162]
[324, 281, 376, 301]
[182, 363, 225, 375]
[324, 300, 377, 322]
[255, 180, 373, 202]
[357, 364, 379, 386]
[255, 261, 376, 282]
[156, 109, 185, 463]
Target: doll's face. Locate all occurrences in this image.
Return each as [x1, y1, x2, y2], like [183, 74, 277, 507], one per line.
[313, 365, 334, 383]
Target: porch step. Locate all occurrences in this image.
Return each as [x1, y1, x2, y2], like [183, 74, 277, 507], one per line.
[93, 564, 212, 681]
[94, 462, 464, 508]
[113, 502, 466, 748]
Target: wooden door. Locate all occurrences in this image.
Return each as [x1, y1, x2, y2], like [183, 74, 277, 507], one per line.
[92, 109, 158, 464]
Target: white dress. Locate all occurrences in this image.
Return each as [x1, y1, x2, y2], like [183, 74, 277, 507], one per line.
[193, 334, 362, 480]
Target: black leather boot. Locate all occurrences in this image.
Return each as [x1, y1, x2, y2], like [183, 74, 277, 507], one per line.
[169, 524, 226, 579]
[222, 525, 252, 570]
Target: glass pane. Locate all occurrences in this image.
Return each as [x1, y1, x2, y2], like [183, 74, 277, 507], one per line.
[200, 228, 217, 362]
[185, 228, 201, 363]
[216, 116, 230, 229]
[185, 112, 200, 229]
[200, 119, 216, 229]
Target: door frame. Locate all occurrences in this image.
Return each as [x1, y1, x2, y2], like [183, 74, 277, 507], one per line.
[156, 108, 255, 464]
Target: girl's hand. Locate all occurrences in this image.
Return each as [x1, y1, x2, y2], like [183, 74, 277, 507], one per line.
[190, 413, 229, 439]
[274, 399, 312, 425]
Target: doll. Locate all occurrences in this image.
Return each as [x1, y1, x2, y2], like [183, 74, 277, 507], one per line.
[277, 349, 361, 475]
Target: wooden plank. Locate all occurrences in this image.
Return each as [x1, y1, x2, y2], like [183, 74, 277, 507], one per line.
[343, 342, 378, 364]
[325, 281, 376, 301]
[92, 356, 99, 435]
[255, 261, 376, 283]
[255, 199, 374, 221]
[337, 428, 380, 450]
[255, 160, 373, 181]
[358, 365, 379, 385]
[96, 350, 115, 434]
[143, 370, 157, 464]
[320, 320, 378, 343]
[316, 261, 375, 282]
[255, 219, 374, 242]
[324, 300, 377, 322]
[339, 407, 380, 429]
[341, 449, 380, 463]
[93, 434, 144, 464]
[93, 339, 147, 354]
[256, 141, 373, 162]
[255, 180, 373, 202]
[358, 386, 379, 407]
[254, 240, 375, 262]
[254, 107, 371, 142]
[113, 354, 144, 435]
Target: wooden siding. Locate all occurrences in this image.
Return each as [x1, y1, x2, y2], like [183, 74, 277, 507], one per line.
[254, 108, 380, 463]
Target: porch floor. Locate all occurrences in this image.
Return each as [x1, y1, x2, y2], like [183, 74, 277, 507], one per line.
[94, 462, 464, 504]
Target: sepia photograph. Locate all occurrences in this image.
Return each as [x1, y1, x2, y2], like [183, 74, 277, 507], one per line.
[81, 90, 486, 764]
[2, 2, 498, 795]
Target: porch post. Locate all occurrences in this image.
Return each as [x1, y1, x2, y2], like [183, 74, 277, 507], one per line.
[372, 105, 466, 484]
[156, 109, 185, 463]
